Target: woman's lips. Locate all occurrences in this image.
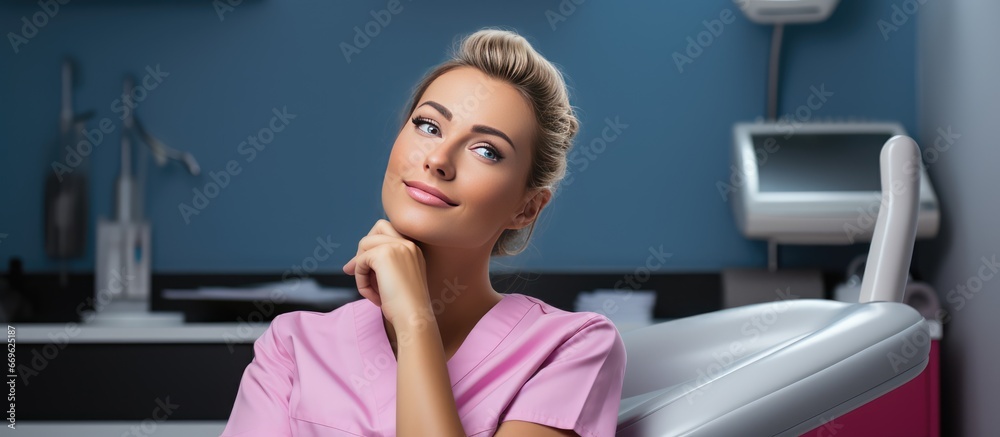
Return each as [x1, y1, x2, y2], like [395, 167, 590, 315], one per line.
[405, 184, 456, 208]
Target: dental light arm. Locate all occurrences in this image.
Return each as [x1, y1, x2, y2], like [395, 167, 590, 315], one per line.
[90, 75, 195, 326]
[132, 115, 201, 176]
[122, 74, 201, 177]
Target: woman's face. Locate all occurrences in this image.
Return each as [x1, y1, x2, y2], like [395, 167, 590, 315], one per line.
[382, 66, 547, 250]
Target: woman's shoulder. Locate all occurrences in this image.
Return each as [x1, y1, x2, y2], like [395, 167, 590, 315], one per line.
[271, 297, 365, 323]
[503, 293, 627, 379]
[263, 298, 369, 345]
[507, 293, 624, 348]
[512, 293, 617, 327]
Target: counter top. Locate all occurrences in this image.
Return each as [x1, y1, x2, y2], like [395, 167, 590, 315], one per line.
[10, 317, 939, 344]
[12, 421, 226, 436]
[12, 322, 267, 343]
[10, 318, 670, 344]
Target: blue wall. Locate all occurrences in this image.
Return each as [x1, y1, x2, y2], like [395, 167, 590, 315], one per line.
[0, 0, 916, 273]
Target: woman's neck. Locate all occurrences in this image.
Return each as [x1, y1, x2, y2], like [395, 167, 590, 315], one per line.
[384, 240, 504, 359]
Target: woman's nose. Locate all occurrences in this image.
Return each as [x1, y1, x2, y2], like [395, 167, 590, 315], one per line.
[420, 140, 456, 180]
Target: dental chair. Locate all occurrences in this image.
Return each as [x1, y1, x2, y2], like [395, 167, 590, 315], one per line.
[616, 136, 931, 436]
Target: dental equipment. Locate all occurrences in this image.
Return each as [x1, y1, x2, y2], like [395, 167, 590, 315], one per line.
[729, 122, 939, 246]
[616, 135, 929, 436]
[44, 57, 95, 286]
[90, 75, 200, 326]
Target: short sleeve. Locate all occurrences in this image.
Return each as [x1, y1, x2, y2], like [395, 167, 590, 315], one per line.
[501, 315, 627, 437]
[220, 313, 297, 437]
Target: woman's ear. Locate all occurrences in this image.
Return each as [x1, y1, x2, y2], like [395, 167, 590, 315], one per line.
[509, 188, 551, 230]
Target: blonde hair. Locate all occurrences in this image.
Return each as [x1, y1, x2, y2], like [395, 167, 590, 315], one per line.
[399, 27, 580, 256]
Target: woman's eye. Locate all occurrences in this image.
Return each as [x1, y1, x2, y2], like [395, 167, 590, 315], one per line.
[474, 145, 503, 162]
[412, 117, 439, 136]
[420, 123, 439, 136]
[411, 117, 502, 162]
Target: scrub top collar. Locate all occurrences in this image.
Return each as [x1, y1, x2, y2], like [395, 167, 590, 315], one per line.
[351, 292, 533, 426]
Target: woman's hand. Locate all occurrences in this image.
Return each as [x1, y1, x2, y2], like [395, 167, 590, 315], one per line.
[342, 219, 432, 328]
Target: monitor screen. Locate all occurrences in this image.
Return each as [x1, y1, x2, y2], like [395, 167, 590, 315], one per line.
[752, 133, 893, 192]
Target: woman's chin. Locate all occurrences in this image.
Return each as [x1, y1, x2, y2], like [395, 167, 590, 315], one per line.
[385, 214, 499, 252]
[384, 212, 447, 243]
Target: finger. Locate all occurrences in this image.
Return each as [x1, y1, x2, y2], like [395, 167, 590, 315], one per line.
[372, 219, 407, 240]
[353, 225, 403, 261]
[352, 250, 381, 307]
[353, 251, 369, 289]
[370, 273, 379, 305]
[344, 234, 399, 274]
[351, 221, 396, 264]
[357, 234, 402, 253]
[358, 281, 380, 307]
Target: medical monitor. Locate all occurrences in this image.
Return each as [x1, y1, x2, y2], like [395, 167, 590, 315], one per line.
[729, 122, 939, 244]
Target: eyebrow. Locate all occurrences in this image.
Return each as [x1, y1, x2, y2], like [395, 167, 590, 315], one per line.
[417, 100, 516, 152]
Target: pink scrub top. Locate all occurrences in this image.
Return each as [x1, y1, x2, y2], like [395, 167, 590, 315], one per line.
[220, 292, 627, 437]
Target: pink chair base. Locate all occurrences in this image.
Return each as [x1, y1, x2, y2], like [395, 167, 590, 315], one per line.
[800, 340, 940, 437]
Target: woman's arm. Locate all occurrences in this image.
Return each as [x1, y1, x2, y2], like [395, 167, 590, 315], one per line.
[340, 220, 465, 435]
[220, 313, 296, 437]
[395, 308, 466, 437]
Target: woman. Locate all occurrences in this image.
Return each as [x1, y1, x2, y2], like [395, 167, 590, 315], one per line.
[221, 27, 627, 437]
